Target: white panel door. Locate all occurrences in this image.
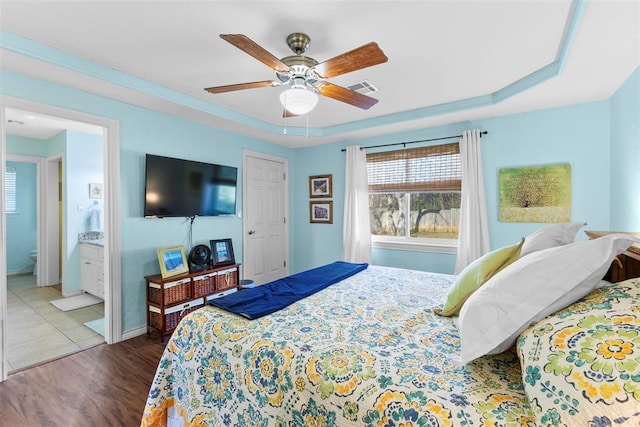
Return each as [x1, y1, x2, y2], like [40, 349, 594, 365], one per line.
[243, 152, 288, 285]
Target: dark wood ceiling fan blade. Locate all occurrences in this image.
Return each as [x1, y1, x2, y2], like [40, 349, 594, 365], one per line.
[319, 83, 379, 109]
[204, 80, 276, 94]
[220, 34, 290, 72]
[313, 42, 388, 78]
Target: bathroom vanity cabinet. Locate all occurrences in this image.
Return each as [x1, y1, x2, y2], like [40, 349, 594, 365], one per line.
[80, 243, 104, 299]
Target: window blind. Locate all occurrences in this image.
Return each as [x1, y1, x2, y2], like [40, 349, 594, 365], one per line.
[366, 143, 461, 192]
[5, 166, 16, 214]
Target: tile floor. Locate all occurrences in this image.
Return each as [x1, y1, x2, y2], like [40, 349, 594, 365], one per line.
[7, 274, 105, 372]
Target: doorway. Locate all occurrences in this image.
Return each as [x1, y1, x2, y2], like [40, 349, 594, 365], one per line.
[242, 150, 289, 285]
[5, 113, 103, 371]
[0, 95, 122, 382]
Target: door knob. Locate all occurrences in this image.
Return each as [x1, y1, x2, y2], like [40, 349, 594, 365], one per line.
[248, 230, 256, 235]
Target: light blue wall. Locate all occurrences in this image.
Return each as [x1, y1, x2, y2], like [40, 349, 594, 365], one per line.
[1, 69, 296, 332]
[6, 134, 49, 157]
[610, 67, 640, 231]
[293, 123, 471, 274]
[63, 130, 103, 294]
[47, 131, 66, 156]
[117, 106, 295, 330]
[481, 101, 611, 248]
[5, 161, 37, 274]
[292, 144, 345, 273]
[5, 134, 48, 275]
[294, 101, 613, 274]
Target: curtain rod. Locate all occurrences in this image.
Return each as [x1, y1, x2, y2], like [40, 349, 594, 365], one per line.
[340, 131, 488, 152]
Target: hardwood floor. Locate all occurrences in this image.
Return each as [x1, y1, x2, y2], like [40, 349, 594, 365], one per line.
[0, 334, 166, 427]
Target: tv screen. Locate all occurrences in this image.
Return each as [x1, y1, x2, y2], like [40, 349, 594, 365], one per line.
[144, 154, 238, 218]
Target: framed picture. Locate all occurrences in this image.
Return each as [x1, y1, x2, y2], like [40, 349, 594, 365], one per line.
[210, 238, 235, 266]
[157, 246, 189, 279]
[309, 174, 332, 198]
[499, 163, 571, 223]
[89, 183, 102, 199]
[310, 201, 333, 224]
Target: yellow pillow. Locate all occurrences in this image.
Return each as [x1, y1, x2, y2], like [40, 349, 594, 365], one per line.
[434, 238, 524, 317]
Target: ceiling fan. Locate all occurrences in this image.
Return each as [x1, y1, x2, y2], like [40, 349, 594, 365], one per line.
[204, 33, 388, 116]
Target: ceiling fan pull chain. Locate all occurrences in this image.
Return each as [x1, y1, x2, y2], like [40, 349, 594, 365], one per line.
[283, 91, 288, 134]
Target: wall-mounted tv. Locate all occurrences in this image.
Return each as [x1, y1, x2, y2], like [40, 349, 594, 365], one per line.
[144, 154, 238, 218]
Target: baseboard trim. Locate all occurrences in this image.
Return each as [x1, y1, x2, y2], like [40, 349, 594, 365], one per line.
[61, 289, 83, 298]
[121, 325, 148, 341]
[7, 268, 34, 276]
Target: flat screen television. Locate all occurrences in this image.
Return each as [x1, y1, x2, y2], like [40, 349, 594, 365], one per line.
[144, 154, 238, 218]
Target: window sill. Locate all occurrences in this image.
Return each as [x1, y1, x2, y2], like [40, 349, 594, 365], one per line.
[372, 238, 458, 254]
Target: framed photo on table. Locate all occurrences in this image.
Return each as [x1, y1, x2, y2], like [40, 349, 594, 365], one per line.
[310, 201, 333, 224]
[157, 246, 189, 278]
[309, 174, 332, 198]
[210, 238, 235, 266]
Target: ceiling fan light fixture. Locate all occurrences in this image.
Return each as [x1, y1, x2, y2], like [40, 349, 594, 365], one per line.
[279, 87, 318, 115]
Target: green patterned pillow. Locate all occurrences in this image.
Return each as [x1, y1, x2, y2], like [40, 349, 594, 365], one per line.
[434, 238, 524, 317]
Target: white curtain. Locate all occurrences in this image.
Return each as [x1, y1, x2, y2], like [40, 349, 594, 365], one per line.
[342, 145, 372, 263]
[454, 129, 490, 274]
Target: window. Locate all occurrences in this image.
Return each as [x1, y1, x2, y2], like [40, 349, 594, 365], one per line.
[5, 166, 17, 214]
[367, 143, 461, 250]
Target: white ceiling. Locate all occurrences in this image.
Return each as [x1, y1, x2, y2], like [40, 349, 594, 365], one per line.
[5, 108, 103, 139]
[1, 1, 638, 147]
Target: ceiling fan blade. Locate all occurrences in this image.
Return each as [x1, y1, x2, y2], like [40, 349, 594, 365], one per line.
[312, 42, 388, 79]
[204, 80, 276, 94]
[220, 34, 290, 72]
[319, 83, 379, 109]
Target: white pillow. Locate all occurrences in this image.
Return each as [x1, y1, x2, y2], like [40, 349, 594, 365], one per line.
[520, 221, 586, 257]
[458, 233, 638, 364]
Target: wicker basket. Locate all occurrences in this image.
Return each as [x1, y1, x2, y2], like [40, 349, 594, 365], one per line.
[192, 272, 216, 298]
[216, 267, 238, 291]
[148, 300, 204, 331]
[148, 310, 163, 330]
[148, 277, 191, 305]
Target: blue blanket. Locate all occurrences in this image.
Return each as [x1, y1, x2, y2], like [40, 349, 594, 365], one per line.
[209, 261, 368, 319]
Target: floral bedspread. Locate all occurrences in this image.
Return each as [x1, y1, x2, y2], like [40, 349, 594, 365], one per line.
[517, 278, 640, 426]
[141, 265, 535, 426]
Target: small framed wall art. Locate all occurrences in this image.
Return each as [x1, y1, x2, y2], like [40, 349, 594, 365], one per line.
[210, 238, 235, 266]
[310, 201, 333, 224]
[157, 246, 189, 278]
[89, 183, 103, 199]
[309, 174, 332, 198]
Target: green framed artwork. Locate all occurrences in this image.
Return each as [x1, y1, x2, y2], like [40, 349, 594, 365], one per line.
[499, 163, 571, 223]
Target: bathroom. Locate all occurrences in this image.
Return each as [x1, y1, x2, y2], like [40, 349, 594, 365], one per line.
[6, 160, 38, 279]
[5, 110, 106, 371]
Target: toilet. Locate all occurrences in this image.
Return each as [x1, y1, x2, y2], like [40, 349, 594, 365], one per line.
[29, 250, 37, 275]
